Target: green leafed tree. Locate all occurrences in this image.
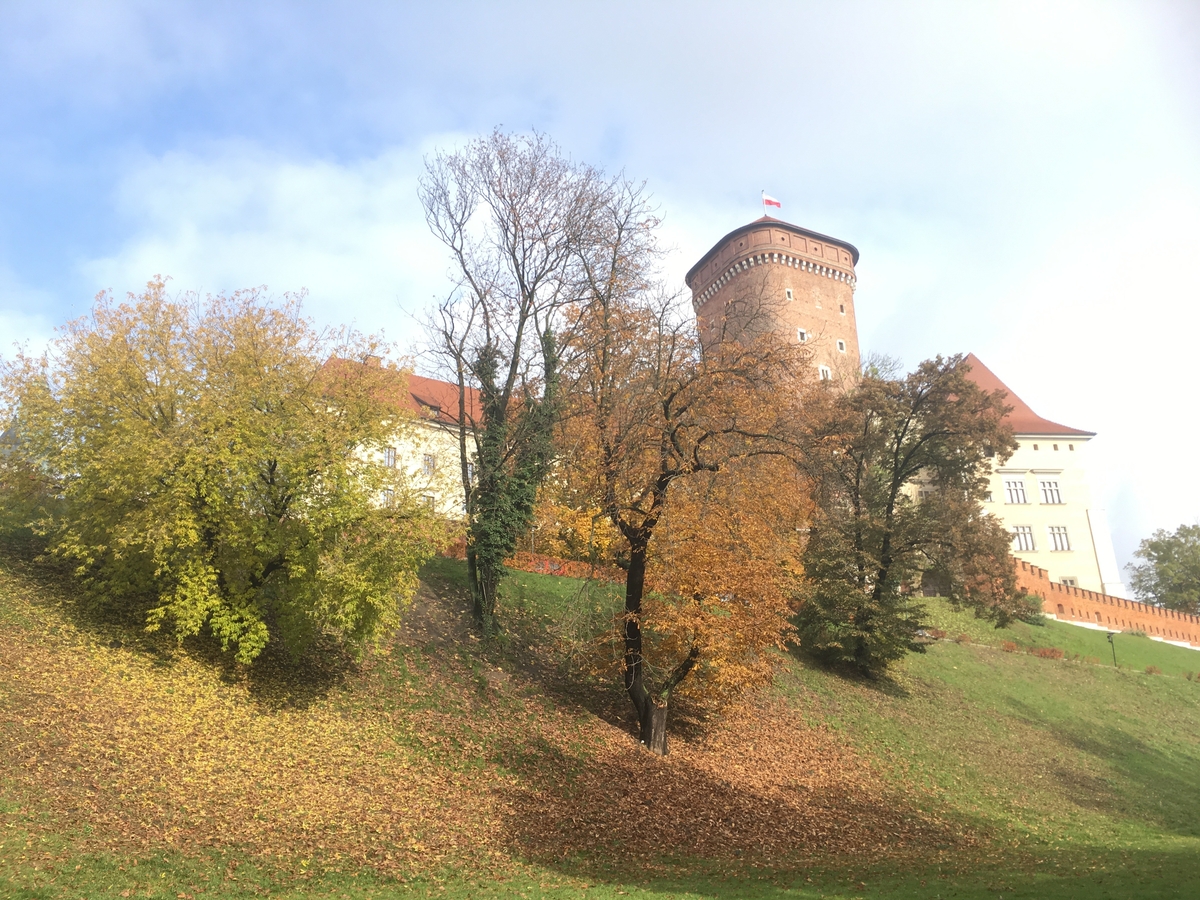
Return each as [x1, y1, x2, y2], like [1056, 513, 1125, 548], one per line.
[0, 280, 449, 662]
[1128, 523, 1200, 615]
[795, 354, 1034, 676]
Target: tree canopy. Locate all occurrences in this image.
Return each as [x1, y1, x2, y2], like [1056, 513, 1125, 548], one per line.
[420, 130, 611, 634]
[1128, 523, 1200, 615]
[795, 355, 1033, 676]
[0, 281, 448, 662]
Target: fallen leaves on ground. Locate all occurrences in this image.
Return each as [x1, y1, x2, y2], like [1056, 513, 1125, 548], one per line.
[0, 551, 967, 880]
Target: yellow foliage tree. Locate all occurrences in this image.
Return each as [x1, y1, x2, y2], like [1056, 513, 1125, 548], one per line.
[0, 280, 449, 662]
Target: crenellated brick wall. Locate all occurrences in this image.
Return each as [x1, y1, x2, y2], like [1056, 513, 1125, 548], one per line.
[1015, 559, 1200, 648]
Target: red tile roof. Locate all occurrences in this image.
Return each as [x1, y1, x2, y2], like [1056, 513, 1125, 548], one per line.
[962, 354, 1093, 438]
[320, 358, 480, 426]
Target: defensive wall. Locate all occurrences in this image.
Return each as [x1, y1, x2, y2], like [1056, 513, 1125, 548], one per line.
[1015, 558, 1200, 649]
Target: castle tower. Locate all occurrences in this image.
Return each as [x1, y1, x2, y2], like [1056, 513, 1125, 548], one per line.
[685, 216, 861, 381]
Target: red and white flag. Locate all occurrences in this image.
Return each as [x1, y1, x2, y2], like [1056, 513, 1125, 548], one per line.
[761, 192, 782, 208]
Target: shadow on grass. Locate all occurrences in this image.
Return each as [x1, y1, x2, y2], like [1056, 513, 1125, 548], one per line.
[786, 643, 913, 699]
[1005, 696, 1200, 838]
[0, 533, 361, 710]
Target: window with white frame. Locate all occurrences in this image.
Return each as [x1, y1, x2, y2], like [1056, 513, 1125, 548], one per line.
[423, 494, 436, 510]
[797, 328, 808, 343]
[1011, 525, 1035, 552]
[383, 489, 395, 508]
[1003, 478, 1028, 504]
[1061, 577, 1078, 587]
[1039, 479, 1063, 504]
[383, 446, 397, 468]
[818, 365, 832, 381]
[422, 453, 436, 476]
[785, 288, 794, 302]
[836, 339, 846, 353]
[1048, 525, 1071, 551]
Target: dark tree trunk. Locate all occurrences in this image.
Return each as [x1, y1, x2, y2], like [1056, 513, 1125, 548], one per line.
[640, 701, 668, 755]
[623, 537, 672, 754]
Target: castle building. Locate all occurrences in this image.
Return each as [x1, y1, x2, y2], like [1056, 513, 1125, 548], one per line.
[687, 215, 1128, 600]
[685, 216, 861, 382]
[962, 354, 1127, 597]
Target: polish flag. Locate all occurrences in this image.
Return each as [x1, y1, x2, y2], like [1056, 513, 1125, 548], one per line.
[761, 192, 782, 208]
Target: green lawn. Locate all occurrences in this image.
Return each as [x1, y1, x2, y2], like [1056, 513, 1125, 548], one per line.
[4, 548, 1200, 899]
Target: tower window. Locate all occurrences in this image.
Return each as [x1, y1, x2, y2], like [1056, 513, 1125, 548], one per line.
[1039, 480, 1063, 504]
[1003, 479, 1028, 504]
[797, 328, 808, 343]
[1048, 526, 1071, 552]
[785, 288, 794, 302]
[836, 340, 846, 353]
[1011, 525, 1036, 552]
[818, 365, 832, 381]
[839, 303, 845, 314]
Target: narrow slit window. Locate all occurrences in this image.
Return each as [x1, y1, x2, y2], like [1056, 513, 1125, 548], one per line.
[836, 339, 846, 353]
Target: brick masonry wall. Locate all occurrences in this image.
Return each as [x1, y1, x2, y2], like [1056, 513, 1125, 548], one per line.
[1015, 558, 1200, 648]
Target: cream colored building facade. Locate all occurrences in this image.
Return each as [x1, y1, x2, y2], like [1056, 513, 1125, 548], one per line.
[964, 355, 1127, 598]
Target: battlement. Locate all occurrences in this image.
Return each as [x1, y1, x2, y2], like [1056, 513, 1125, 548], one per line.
[1015, 558, 1200, 649]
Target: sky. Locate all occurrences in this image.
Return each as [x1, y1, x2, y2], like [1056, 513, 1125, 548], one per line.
[1, 0, 1198, 576]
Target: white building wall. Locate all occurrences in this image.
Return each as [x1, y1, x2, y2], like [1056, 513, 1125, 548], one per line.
[982, 434, 1125, 595]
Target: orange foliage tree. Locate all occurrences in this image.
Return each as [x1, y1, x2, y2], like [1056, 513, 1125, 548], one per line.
[558, 184, 810, 752]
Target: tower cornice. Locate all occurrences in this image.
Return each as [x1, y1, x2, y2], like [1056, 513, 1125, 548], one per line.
[685, 215, 860, 290]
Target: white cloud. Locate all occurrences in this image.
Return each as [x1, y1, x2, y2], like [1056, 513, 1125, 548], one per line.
[81, 141, 465, 353]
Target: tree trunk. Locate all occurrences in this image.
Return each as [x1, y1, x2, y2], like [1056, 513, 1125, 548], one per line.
[640, 700, 668, 755]
[467, 545, 497, 636]
[622, 538, 671, 754]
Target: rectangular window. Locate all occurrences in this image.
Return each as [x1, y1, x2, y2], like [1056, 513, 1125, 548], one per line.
[423, 494, 436, 510]
[918, 488, 935, 502]
[1003, 478, 1028, 504]
[785, 288, 794, 301]
[983, 491, 994, 503]
[383, 489, 395, 508]
[797, 328, 808, 342]
[383, 447, 397, 468]
[1048, 526, 1071, 551]
[1061, 577, 1077, 587]
[422, 453, 436, 476]
[818, 365, 832, 381]
[466, 462, 475, 483]
[1011, 525, 1035, 552]
[1039, 479, 1063, 504]
[836, 339, 846, 352]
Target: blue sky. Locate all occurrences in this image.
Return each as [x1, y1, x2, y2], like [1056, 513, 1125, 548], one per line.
[2, 1, 1198, 574]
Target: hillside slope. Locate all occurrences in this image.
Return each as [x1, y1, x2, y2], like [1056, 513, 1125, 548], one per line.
[2, 544, 1199, 899]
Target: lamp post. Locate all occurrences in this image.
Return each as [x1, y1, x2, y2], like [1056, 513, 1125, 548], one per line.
[1107, 631, 1118, 668]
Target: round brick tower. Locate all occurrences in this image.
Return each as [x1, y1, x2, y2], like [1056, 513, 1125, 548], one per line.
[685, 216, 861, 382]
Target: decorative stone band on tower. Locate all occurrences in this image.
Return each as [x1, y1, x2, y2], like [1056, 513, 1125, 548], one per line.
[685, 216, 862, 381]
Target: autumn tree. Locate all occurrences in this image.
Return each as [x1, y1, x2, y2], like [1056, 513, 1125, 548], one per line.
[420, 130, 609, 634]
[0, 281, 448, 662]
[794, 355, 1032, 676]
[1128, 523, 1200, 614]
[558, 184, 808, 752]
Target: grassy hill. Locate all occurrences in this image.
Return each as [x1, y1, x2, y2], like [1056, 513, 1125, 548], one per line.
[2, 542, 1200, 899]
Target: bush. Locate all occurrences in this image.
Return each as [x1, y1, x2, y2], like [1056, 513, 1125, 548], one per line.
[1145, 665, 1163, 675]
[1000, 641, 1018, 653]
[928, 628, 947, 640]
[1030, 647, 1064, 660]
[954, 633, 971, 644]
